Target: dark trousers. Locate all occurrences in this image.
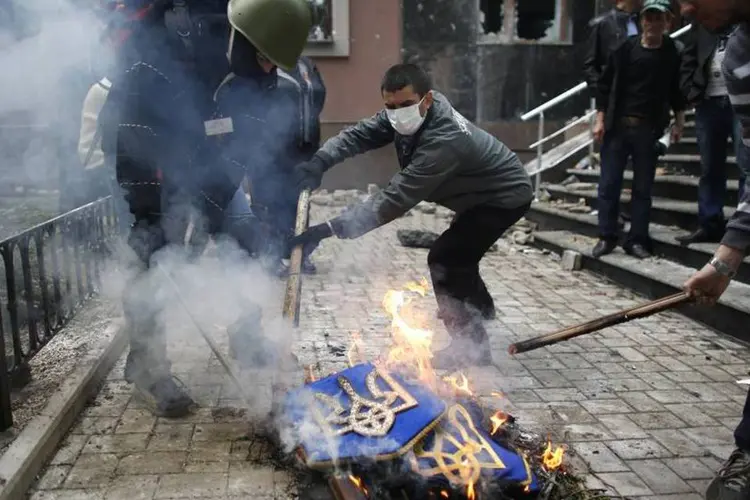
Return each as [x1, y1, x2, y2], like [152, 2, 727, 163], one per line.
[427, 202, 530, 342]
[598, 122, 659, 248]
[695, 96, 749, 231]
[736, 390, 750, 452]
[250, 171, 300, 260]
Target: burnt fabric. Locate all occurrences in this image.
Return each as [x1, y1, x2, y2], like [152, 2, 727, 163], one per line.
[397, 229, 440, 249]
[412, 402, 539, 493]
[284, 363, 447, 467]
[428, 203, 530, 340]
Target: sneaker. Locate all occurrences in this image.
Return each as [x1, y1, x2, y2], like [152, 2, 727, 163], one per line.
[301, 257, 317, 275]
[132, 374, 195, 418]
[706, 448, 750, 500]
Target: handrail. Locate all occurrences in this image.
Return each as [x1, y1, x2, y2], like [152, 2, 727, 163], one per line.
[520, 23, 693, 121]
[529, 109, 596, 149]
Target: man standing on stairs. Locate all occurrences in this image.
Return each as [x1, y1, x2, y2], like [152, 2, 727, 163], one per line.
[678, 20, 749, 246]
[680, 2, 750, 499]
[583, 0, 643, 98]
[591, 0, 686, 260]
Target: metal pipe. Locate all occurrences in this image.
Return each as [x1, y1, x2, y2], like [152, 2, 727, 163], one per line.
[534, 112, 544, 200]
[529, 109, 596, 149]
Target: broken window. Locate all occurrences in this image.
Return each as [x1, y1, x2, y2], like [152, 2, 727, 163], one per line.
[479, 0, 573, 44]
[308, 0, 334, 42]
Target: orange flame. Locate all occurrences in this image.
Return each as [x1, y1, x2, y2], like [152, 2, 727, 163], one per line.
[466, 481, 476, 500]
[541, 440, 565, 471]
[490, 410, 509, 435]
[442, 372, 473, 397]
[348, 475, 368, 496]
[439, 491, 449, 499]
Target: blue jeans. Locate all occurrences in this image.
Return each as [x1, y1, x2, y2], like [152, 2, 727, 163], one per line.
[222, 187, 253, 228]
[695, 96, 749, 230]
[598, 123, 659, 248]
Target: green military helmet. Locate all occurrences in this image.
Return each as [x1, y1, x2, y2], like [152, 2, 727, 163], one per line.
[227, 0, 312, 71]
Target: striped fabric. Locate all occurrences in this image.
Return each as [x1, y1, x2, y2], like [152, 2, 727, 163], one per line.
[721, 23, 750, 251]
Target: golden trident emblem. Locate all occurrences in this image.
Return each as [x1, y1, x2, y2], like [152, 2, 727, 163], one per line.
[313, 367, 418, 437]
[412, 404, 517, 485]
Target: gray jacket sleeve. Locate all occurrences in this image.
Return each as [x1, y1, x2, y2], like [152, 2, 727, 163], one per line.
[331, 139, 462, 238]
[316, 111, 395, 168]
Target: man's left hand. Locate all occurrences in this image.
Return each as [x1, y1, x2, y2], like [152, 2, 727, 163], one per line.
[288, 222, 335, 254]
[670, 125, 683, 144]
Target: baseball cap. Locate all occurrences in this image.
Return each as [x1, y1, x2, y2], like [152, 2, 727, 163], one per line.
[641, 0, 671, 14]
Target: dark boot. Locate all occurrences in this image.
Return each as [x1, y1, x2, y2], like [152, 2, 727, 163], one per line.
[592, 239, 616, 258]
[302, 256, 317, 275]
[432, 321, 492, 370]
[706, 448, 750, 500]
[131, 373, 195, 418]
[623, 243, 651, 259]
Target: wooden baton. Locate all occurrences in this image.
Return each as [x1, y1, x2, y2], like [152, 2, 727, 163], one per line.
[283, 189, 311, 327]
[508, 291, 692, 355]
[283, 190, 367, 500]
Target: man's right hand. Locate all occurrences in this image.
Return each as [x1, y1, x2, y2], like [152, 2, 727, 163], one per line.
[293, 157, 326, 191]
[683, 245, 743, 305]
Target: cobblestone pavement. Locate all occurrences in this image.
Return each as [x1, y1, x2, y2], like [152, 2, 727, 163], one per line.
[27, 196, 750, 499]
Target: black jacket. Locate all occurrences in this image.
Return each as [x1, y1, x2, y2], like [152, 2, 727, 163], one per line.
[596, 35, 687, 132]
[584, 8, 640, 96]
[680, 22, 731, 104]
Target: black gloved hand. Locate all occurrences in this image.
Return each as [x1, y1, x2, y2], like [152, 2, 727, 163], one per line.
[287, 222, 335, 256]
[293, 156, 327, 191]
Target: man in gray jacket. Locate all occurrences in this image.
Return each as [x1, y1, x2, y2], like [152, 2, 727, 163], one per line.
[290, 63, 533, 369]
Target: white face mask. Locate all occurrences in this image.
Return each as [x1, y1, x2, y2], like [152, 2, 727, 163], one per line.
[386, 97, 427, 136]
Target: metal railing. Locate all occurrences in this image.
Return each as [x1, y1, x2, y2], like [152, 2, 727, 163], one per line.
[0, 196, 119, 430]
[521, 23, 693, 198]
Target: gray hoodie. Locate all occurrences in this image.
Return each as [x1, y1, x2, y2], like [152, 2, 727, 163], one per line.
[317, 92, 533, 238]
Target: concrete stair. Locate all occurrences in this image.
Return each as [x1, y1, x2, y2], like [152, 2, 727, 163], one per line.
[527, 109, 750, 344]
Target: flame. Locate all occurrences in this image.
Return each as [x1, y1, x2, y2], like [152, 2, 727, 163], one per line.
[304, 365, 317, 383]
[381, 284, 436, 386]
[439, 491, 449, 499]
[442, 372, 473, 397]
[348, 474, 369, 496]
[490, 410, 509, 435]
[466, 481, 476, 500]
[404, 277, 429, 296]
[541, 440, 565, 471]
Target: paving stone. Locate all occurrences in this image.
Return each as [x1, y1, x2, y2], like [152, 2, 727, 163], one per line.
[64, 454, 119, 488]
[36, 465, 72, 490]
[115, 409, 157, 434]
[626, 459, 694, 494]
[662, 457, 717, 480]
[147, 423, 194, 451]
[597, 415, 650, 439]
[193, 423, 249, 442]
[607, 439, 672, 460]
[71, 417, 119, 435]
[82, 434, 150, 454]
[116, 452, 187, 475]
[50, 435, 90, 465]
[227, 463, 275, 497]
[559, 423, 615, 442]
[649, 429, 709, 457]
[572, 442, 629, 472]
[30, 491, 106, 500]
[628, 412, 687, 430]
[154, 473, 228, 498]
[595, 472, 653, 496]
[579, 399, 634, 415]
[104, 474, 159, 500]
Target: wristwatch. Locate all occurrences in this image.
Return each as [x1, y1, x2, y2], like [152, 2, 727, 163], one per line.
[709, 257, 736, 279]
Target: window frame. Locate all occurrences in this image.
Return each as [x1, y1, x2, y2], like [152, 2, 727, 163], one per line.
[304, 0, 350, 57]
[477, 0, 574, 46]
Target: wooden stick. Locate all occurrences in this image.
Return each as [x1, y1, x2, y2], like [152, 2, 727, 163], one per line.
[508, 291, 692, 355]
[283, 189, 311, 327]
[283, 190, 366, 500]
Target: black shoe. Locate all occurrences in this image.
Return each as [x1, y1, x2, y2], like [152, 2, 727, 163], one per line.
[302, 257, 317, 275]
[592, 240, 616, 258]
[132, 374, 195, 418]
[676, 227, 725, 246]
[480, 307, 496, 320]
[624, 243, 651, 259]
[706, 448, 750, 500]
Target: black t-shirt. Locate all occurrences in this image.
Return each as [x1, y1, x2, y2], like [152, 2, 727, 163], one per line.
[619, 42, 668, 119]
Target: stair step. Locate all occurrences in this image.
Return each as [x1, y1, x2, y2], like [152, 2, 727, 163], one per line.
[543, 183, 735, 231]
[563, 168, 740, 205]
[660, 153, 742, 179]
[528, 200, 750, 285]
[532, 229, 750, 344]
